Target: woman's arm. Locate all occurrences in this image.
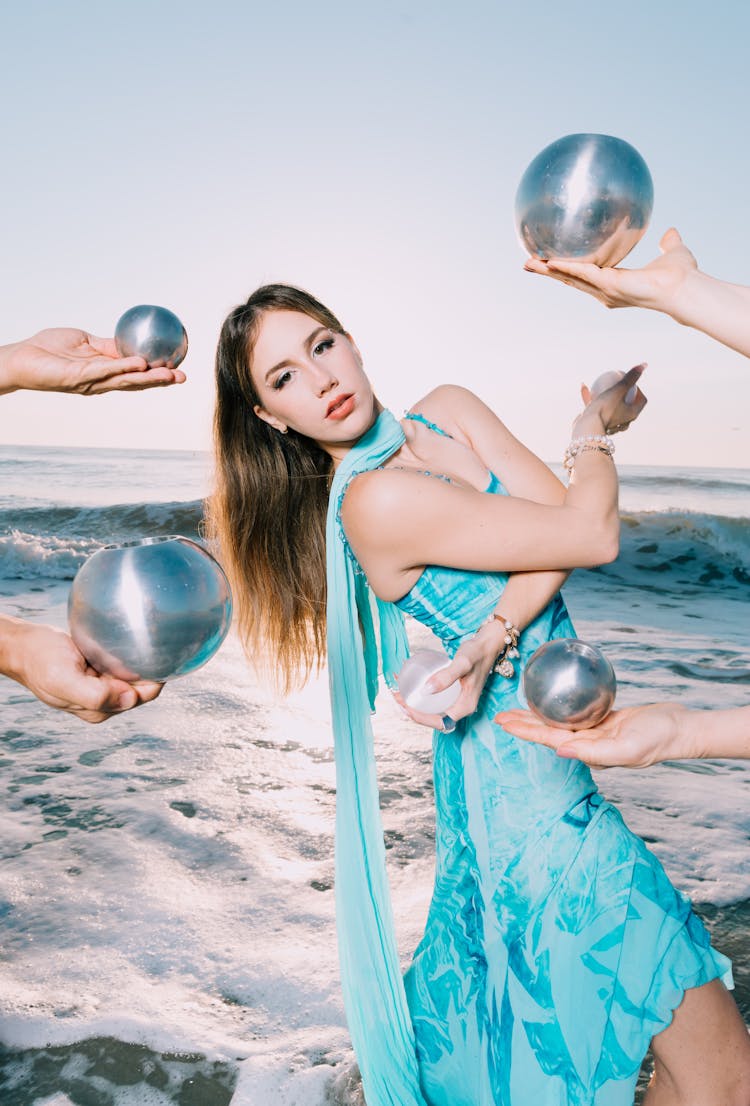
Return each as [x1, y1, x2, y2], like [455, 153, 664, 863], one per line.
[495, 703, 750, 767]
[344, 368, 645, 595]
[404, 382, 570, 711]
[524, 228, 750, 360]
[415, 383, 567, 505]
[0, 328, 186, 396]
[0, 614, 163, 723]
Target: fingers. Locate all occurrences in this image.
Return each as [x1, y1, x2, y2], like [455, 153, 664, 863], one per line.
[86, 334, 122, 359]
[659, 227, 684, 253]
[523, 258, 551, 275]
[620, 362, 646, 389]
[132, 680, 164, 704]
[70, 673, 164, 723]
[554, 735, 621, 768]
[86, 367, 186, 393]
[494, 709, 570, 751]
[426, 658, 468, 693]
[78, 354, 151, 383]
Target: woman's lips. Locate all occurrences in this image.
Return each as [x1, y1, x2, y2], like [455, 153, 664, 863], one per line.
[326, 394, 355, 420]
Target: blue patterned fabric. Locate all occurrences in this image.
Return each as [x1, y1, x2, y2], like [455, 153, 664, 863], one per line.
[329, 410, 733, 1106]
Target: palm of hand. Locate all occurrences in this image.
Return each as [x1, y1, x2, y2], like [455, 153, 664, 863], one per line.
[525, 229, 699, 312]
[15, 329, 112, 392]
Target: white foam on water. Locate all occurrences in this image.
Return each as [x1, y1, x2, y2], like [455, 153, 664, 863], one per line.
[0, 477, 748, 1103]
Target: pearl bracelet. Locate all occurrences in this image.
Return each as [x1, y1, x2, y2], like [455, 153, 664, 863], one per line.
[481, 612, 521, 678]
[563, 434, 615, 473]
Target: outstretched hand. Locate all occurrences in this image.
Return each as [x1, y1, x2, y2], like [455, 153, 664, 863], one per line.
[1, 328, 187, 396]
[11, 620, 163, 724]
[523, 228, 698, 314]
[494, 703, 689, 769]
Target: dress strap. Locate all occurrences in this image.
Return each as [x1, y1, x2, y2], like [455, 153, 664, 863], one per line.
[403, 411, 454, 439]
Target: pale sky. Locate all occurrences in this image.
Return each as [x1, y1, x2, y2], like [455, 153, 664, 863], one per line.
[1, 0, 748, 469]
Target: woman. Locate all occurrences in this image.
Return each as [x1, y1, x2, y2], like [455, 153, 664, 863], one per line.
[208, 284, 750, 1106]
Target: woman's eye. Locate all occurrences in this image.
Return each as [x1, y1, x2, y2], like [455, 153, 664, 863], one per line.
[273, 370, 293, 390]
[313, 338, 335, 357]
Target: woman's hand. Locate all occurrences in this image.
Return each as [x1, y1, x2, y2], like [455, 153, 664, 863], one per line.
[573, 363, 647, 438]
[6, 619, 163, 724]
[523, 228, 698, 315]
[393, 624, 504, 731]
[1, 328, 187, 396]
[494, 703, 691, 768]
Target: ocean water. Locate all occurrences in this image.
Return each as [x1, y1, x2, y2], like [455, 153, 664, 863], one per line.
[0, 444, 748, 1106]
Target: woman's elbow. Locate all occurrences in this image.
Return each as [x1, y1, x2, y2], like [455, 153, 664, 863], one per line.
[597, 522, 620, 565]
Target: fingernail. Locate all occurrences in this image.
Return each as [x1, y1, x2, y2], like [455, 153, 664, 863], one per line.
[556, 746, 576, 759]
[118, 690, 137, 709]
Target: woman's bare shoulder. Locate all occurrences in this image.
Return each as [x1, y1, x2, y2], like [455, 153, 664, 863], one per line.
[407, 383, 480, 417]
[407, 385, 491, 445]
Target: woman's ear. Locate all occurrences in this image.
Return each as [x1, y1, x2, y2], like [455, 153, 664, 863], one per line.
[254, 404, 288, 434]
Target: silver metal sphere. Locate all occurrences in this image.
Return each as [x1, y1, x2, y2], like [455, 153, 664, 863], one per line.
[515, 134, 654, 266]
[114, 305, 188, 368]
[68, 536, 232, 682]
[397, 649, 461, 714]
[522, 638, 616, 730]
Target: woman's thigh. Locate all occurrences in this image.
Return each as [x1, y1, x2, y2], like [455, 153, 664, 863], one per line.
[646, 979, 750, 1105]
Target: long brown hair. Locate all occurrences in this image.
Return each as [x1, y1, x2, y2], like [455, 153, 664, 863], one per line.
[207, 284, 346, 692]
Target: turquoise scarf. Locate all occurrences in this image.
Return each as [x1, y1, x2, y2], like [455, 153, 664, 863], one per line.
[326, 409, 428, 1105]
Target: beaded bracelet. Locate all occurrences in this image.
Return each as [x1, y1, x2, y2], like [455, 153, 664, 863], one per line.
[481, 612, 521, 678]
[563, 434, 615, 473]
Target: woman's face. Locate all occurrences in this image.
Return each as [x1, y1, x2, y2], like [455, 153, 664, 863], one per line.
[250, 309, 377, 454]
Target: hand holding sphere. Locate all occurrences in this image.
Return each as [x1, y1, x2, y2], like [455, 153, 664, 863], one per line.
[397, 650, 461, 714]
[590, 370, 638, 406]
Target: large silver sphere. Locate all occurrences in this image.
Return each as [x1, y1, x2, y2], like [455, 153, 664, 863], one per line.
[515, 134, 654, 266]
[397, 649, 461, 714]
[522, 638, 616, 730]
[114, 305, 188, 368]
[68, 536, 232, 682]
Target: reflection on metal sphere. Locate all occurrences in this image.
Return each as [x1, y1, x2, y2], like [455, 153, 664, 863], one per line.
[515, 134, 654, 267]
[523, 638, 616, 730]
[114, 305, 188, 368]
[68, 536, 232, 682]
[397, 649, 461, 714]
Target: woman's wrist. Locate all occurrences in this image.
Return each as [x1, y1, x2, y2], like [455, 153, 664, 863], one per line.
[572, 410, 606, 438]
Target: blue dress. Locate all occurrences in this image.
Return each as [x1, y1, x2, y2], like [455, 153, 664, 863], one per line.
[386, 415, 732, 1106]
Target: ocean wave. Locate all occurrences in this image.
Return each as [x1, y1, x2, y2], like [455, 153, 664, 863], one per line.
[0, 501, 747, 589]
[621, 472, 750, 494]
[0, 499, 203, 541]
[0, 500, 205, 581]
[598, 510, 750, 592]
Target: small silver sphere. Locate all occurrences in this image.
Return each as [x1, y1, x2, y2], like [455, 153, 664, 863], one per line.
[522, 638, 616, 730]
[114, 305, 188, 368]
[68, 536, 232, 682]
[515, 134, 654, 266]
[396, 649, 461, 714]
